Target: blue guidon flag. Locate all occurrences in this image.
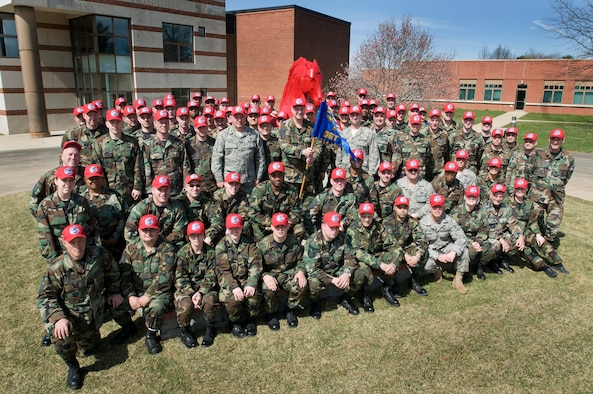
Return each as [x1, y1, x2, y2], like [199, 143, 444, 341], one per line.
[311, 102, 356, 162]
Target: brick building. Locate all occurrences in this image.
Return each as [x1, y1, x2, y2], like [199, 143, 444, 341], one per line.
[0, 1, 227, 136]
[226, 5, 350, 105]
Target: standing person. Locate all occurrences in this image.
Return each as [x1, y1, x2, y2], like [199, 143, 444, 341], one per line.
[259, 213, 307, 330]
[257, 115, 282, 175]
[431, 161, 464, 214]
[505, 132, 538, 194]
[393, 114, 433, 179]
[303, 211, 363, 318]
[479, 128, 511, 179]
[346, 149, 373, 204]
[372, 106, 397, 165]
[477, 157, 504, 197]
[419, 194, 470, 295]
[120, 214, 177, 354]
[133, 106, 156, 143]
[122, 105, 139, 135]
[504, 126, 519, 152]
[449, 111, 484, 173]
[392, 103, 407, 131]
[209, 172, 251, 245]
[479, 115, 493, 145]
[335, 105, 380, 174]
[92, 108, 144, 206]
[186, 115, 217, 197]
[425, 108, 450, 181]
[368, 161, 403, 220]
[37, 224, 135, 390]
[397, 159, 436, 220]
[454, 149, 477, 189]
[530, 129, 574, 244]
[61, 102, 107, 166]
[441, 102, 457, 133]
[170, 107, 195, 142]
[142, 109, 191, 197]
[211, 106, 266, 195]
[215, 213, 263, 338]
[175, 221, 219, 348]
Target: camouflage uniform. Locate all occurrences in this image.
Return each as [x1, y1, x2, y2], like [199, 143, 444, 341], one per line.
[476, 173, 504, 198]
[37, 245, 132, 360]
[210, 188, 250, 244]
[396, 178, 436, 219]
[142, 134, 191, 196]
[276, 117, 321, 198]
[304, 188, 356, 234]
[425, 127, 450, 181]
[448, 129, 484, 173]
[258, 233, 306, 313]
[92, 133, 144, 205]
[530, 147, 575, 240]
[375, 127, 397, 164]
[478, 145, 511, 179]
[260, 135, 282, 180]
[248, 180, 303, 241]
[505, 149, 536, 195]
[215, 234, 263, 323]
[175, 242, 219, 326]
[170, 126, 196, 143]
[185, 135, 217, 197]
[302, 230, 363, 301]
[393, 130, 433, 179]
[431, 174, 464, 214]
[346, 171, 374, 204]
[211, 125, 266, 193]
[29, 165, 86, 217]
[62, 124, 107, 166]
[335, 125, 380, 174]
[120, 237, 177, 329]
[175, 192, 223, 241]
[36, 192, 98, 262]
[367, 179, 402, 220]
[456, 168, 478, 189]
[449, 203, 498, 269]
[132, 128, 155, 143]
[418, 213, 470, 274]
[480, 199, 524, 258]
[382, 214, 427, 269]
[124, 197, 188, 251]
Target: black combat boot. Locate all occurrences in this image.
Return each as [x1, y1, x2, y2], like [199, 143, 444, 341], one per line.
[381, 286, 400, 307]
[145, 329, 162, 354]
[110, 322, 138, 345]
[286, 309, 298, 328]
[202, 322, 215, 347]
[180, 326, 198, 348]
[65, 358, 83, 390]
[246, 319, 257, 337]
[266, 314, 280, 331]
[362, 292, 375, 313]
[41, 333, 51, 347]
[340, 295, 359, 315]
[310, 302, 322, 319]
[410, 275, 428, 296]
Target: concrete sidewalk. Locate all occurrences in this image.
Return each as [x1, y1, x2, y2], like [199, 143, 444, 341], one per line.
[0, 130, 63, 153]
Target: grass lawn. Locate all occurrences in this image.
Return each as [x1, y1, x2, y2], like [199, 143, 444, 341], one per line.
[2, 191, 593, 392]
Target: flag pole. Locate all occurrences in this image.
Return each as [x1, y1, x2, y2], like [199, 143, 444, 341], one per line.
[299, 137, 316, 199]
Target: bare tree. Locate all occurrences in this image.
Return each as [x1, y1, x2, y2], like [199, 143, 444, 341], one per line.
[328, 16, 457, 105]
[516, 48, 564, 59]
[479, 45, 514, 59]
[546, 0, 593, 58]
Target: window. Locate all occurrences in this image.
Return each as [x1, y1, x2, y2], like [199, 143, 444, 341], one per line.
[197, 27, 206, 37]
[171, 88, 190, 106]
[573, 84, 593, 105]
[484, 81, 502, 101]
[459, 80, 476, 101]
[163, 23, 193, 63]
[0, 13, 18, 58]
[542, 82, 564, 103]
[70, 15, 133, 105]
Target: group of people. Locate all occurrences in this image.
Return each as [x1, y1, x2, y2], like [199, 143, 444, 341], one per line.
[32, 89, 574, 390]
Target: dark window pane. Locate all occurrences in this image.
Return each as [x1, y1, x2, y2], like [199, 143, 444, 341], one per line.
[584, 92, 593, 105]
[163, 24, 174, 43]
[164, 44, 179, 62]
[484, 90, 492, 101]
[3, 37, 18, 57]
[98, 35, 114, 53]
[467, 90, 475, 100]
[115, 37, 130, 55]
[2, 18, 16, 35]
[180, 45, 193, 62]
[543, 91, 552, 103]
[96, 16, 113, 35]
[113, 18, 129, 37]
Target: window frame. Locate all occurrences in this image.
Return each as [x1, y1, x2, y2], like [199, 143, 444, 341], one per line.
[163, 22, 194, 63]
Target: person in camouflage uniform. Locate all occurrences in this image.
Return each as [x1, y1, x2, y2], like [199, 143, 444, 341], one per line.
[367, 161, 403, 221]
[276, 97, 322, 205]
[215, 213, 263, 338]
[507, 178, 568, 276]
[132, 106, 156, 143]
[30, 140, 87, 216]
[453, 149, 478, 189]
[504, 126, 520, 153]
[122, 105, 139, 135]
[397, 159, 436, 220]
[448, 111, 484, 173]
[505, 132, 538, 195]
[169, 107, 196, 143]
[419, 194, 469, 294]
[305, 167, 357, 235]
[303, 211, 362, 318]
[393, 114, 433, 179]
[449, 185, 498, 280]
[346, 149, 374, 204]
[346, 203, 400, 308]
[81, 164, 126, 260]
[213, 109, 229, 138]
[391, 103, 407, 131]
[478, 128, 511, 179]
[481, 184, 526, 274]
[371, 106, 397, 164]
[530, 129, 575, 243]
[335, 105, 380, 174]
[478, 115, 493, 145]
[125, 175, 187, 251]
[92, 108, 144, 206]
[36, 166, 99, 263]
[424, 108, 450, 181]
[120, 214, 177, 354]
[211, 106, 266, 195]
[37, 224, 134, 390]
[210, 172, 250, 245]
[185, 116, 217, 198]
[142, 109, 191, 197]
[258, 213, 307, 330]
[431, 161, 464, 214]
[441, 102, 458, 133]
[175, 221, 219, 348]
[257, 115, 282, 180]
[61, 102, 107, 166]
[248, 162, 303, 241]
[476, 157, 505, 197]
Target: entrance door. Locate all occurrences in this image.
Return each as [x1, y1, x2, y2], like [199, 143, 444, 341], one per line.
[515, 84, 527, 110]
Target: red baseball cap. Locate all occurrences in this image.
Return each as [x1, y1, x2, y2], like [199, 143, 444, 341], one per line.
[251, 94, 260, 102]
[139, 214, 159, 230]
[491, 128, 504, 137]
[463, 111, 474, 120]
[550, 129, 565, 139]
[374, 106, 386, 115]
[152, 175, 170, 188]
[231, 106, 244, 116]
[394, 196, 410, 206]
[357, 88, 367, 96]
[220, 97, 230, 104]
[114, 97, 127, 106]
[152, 99, 164, 107]
[214, 110, 226, 120]
[378, 162, 393, 172]
[305, 103, 315, 114]
[73, 106, 84, 116]
[187, 100, 200, 109]
[134, 98, 147, 109]
[352, 149, 364, 161]
[455, 150, 468, 160]
[409, 103, 420, 111]
[386, 92, 396, 100]
[514, 178, 528, 190]
[524, 132, 537, 141]
[268, 162, 285, 174]
[185, 174, 202, 184]
[123, 106, 136, 116]
[258, 115, 272, 125]
[62, 140, 82, 152]
[482, 116, 493, 124]
[62, 224, 86, 243]
[429, 109, 441, 118]
[328, 99, 339, 108]
[444, 161, 459, 173]
[226, 213, 243, 229]
[323, 211, 342, 227]
[137, 106, 152, 116]
[187, 221, 205, 235]
[83, 103, 98, 114]
[465, 185, 480, 197]
[488, 157, 502, 168]
[106, 108, 122, 121]
[442, 102, 455, 112]
[154, 110, 169, 121]
[276, 111, 288, 119]
[93, 100, 104, 109]
[271, 212, 289, 227]
[339, 106, 350, 115]
[358, 202, 374, 215]
[292, 97, 306, 107]
[505, 127, 518, 135]
[396, 104, 406, 112]
[194, 116, 207, 128]
[386, 109, 398, 119]
[266, 95, 275, 102]
[410, 114, 422, 124]
[326, 91, 337, 98]
[84, 164, 104, 178]
[55, 166, 76, 180]
[331, 167, 347, 180]
[429, 194, 445, 207]
[225, 172, 241, 183]
[176, 107, 190, 117]
[349, 105, 362, 115]
[491, 184, 506, 194]
[203, 106, 215, 116]
[406, 159, 420, 170]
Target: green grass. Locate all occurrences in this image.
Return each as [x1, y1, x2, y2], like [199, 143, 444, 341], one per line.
[3, 191, 593, 392]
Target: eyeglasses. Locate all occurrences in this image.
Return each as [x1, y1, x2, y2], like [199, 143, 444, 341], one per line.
[188, 184, 201, 188]
[408, 169, 419, 173]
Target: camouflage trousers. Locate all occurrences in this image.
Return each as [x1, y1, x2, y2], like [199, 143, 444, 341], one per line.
[175, 291, 218, 327]
[469, 239, 501, 267]
[519, 233, 563, 269]
[533, 199, 564, 241]
[425, 245, 470, 274]
[141, 293, 172, 330]
[308, 266, 366, 301]
[218, 288, 261, 322]
[262, 270, 307, 313]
